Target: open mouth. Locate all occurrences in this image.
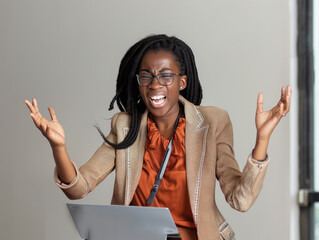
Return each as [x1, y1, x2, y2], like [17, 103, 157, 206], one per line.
[150, 95, 166, 105]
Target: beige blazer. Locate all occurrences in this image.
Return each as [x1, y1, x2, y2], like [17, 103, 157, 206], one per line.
[55, 96, 269, 240]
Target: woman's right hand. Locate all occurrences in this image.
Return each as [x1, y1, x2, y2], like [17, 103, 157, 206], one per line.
[24, 98, 65, 148]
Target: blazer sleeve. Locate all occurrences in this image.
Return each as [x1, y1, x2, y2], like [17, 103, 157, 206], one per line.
[215, 111, 269, 212]
[53, 113, 119, 200]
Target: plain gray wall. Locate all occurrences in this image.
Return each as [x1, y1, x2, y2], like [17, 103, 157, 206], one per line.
[1, 0, 298, 239]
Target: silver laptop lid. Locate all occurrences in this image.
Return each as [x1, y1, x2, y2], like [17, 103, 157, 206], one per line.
[67, 203, 181, 240]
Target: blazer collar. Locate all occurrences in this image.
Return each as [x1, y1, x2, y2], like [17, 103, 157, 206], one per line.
[178, 95, 204, 129]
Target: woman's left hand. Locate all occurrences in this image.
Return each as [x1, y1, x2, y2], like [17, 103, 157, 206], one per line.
[255, 85, 292, 142]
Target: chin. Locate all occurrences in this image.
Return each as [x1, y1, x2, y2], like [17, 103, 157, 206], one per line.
[148, 108, 168, 118]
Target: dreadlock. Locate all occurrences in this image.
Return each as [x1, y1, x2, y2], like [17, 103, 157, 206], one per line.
[96, 34, 203, 149]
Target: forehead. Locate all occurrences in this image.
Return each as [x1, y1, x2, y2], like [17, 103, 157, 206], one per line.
[139, 50, 179, 70]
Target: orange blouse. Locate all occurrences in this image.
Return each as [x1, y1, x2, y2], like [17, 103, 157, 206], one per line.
[131, 116, 195, 228]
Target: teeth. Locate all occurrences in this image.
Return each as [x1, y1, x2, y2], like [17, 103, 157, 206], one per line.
[150, 95, 165, 100]
[150, 95, 166, 106]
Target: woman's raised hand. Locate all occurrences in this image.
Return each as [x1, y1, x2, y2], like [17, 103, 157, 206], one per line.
[255, 85, 292, 141]
[25, 98, 75, 182]
[251, 85, 291, 160]
[24, 98, 65, 148]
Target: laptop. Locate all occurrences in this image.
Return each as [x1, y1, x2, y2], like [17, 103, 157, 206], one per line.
[67, 203, 181, 240]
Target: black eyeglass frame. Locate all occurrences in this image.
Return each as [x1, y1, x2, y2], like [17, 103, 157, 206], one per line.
[136, 73, 183, 87]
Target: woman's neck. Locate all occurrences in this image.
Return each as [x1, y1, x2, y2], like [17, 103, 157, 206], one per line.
[150, 107, 180, 139]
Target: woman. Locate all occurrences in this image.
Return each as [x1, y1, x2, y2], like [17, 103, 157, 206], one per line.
[25, 34, 291, 240]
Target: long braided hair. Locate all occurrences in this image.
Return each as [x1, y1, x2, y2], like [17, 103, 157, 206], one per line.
[96, 34, 203, 149]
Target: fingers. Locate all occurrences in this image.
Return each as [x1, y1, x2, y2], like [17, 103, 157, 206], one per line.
[25, 98, 41, 128]
[24, 98, 49, 128]
[279, 102, 284, 117]
[280, 86, 286, 102]
[33, 98, 40, 113]
[266, 102, 284, 132]
[276, 85, 292, 116]
[24, 99, 37, 114]
[24, 98, 42, 117]
[256, 93, 264, 113]
[48, 107, 58, 121]
[29, 112, 41, 128]
[279, 85, 292, 116]
[284, 85, 292, 114]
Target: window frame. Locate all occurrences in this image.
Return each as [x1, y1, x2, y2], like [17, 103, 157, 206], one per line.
[298, 0, 315, 239]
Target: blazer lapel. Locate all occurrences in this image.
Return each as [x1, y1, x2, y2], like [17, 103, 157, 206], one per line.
[179, 96, 209, 224]
[124, 110, 148, 205]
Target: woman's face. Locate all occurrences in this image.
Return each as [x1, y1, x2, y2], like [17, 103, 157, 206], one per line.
[138, 50, 187, 121]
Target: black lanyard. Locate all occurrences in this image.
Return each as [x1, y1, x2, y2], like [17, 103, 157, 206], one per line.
[147, 107, 183, 205]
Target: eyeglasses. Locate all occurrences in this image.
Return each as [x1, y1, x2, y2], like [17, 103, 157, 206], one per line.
[136, 73, 183, 87]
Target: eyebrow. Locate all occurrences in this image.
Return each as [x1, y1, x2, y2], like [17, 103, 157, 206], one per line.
[139, 68, 172, 73]
[159, 68, 172, 73]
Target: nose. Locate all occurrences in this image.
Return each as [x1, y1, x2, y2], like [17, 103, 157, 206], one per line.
[148, 76, 163, 89]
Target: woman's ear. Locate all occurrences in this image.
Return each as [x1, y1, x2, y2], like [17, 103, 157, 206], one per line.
[179, 75, 187, 90]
